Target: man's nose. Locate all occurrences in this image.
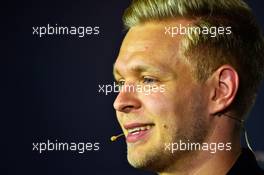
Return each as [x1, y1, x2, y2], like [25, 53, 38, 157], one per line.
[113, 87, 141, 113]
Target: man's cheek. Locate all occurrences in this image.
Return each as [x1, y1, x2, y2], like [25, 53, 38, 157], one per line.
[143, 96, 175, 124]
[143, 97, 168, 114]
[116, 113, 123, 127]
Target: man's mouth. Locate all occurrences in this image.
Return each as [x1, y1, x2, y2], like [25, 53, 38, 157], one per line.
[124, 123, 154, 143]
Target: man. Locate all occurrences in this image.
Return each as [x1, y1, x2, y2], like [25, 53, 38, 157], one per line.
[113, 0, 264, 174]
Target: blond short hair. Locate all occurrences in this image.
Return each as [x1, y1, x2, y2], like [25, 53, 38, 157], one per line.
[123, 0, 264, 118]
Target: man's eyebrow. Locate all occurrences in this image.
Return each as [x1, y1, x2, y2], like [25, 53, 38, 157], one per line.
[130, 64, 164, 74]
[113, 63, 165, 79]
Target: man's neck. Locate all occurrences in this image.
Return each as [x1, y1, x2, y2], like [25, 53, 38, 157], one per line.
[159, 119, 242, 175]
[159, 145, 241, 175]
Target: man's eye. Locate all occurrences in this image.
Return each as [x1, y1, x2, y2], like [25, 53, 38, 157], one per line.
[143, 77, 157, 84]
[117, 79, 125, 86]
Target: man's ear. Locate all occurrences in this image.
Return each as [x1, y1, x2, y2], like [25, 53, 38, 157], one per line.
[208, 65, 239, 115]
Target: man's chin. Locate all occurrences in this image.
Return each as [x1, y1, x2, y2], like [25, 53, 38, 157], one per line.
[127, 152, 169, 172]
[127, 154, 152, 170]
[127, 145, 151, 169]
[126, 144, 167, 172]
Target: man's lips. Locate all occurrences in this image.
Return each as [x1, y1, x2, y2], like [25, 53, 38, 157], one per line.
[124, 123, 155, 143]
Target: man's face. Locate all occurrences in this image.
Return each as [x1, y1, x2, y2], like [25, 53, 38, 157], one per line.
[113, 21, 210, 171]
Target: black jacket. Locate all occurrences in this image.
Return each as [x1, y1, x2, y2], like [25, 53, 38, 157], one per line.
[227, 148, 264, 175]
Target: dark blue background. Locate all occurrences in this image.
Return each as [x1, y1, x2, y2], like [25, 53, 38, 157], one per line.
[3, 0, 264, 174]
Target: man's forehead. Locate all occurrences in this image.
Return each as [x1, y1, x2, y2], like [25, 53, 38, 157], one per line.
[114, 20, 190, 76]
[120, 28, 165, 55]
[122, 24, 168, 45]
[121, 41, 152, 53]
[119, 21, 187, 56]
[122, 18, 194, 41]
[118, 31, 174, 63]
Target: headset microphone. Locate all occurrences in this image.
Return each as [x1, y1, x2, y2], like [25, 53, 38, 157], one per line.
[110, 133, 125, 142]
[218, 113, 253, 152]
